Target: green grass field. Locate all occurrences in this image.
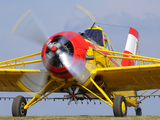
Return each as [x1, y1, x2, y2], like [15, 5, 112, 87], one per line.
[0, 116, 160, 120]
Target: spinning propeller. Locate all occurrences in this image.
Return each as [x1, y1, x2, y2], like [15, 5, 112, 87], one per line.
[12, 5, 96, 104]
[12, 9, 49, 45]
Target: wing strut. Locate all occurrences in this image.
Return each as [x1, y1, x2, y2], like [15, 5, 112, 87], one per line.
[136, 89, 160, 104]
[23, 81, 65, 110]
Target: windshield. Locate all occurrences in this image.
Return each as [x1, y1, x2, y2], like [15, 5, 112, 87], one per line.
[84, 29, 103, 46]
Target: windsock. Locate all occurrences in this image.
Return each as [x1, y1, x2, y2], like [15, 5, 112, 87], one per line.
[121, 27, 139, 66]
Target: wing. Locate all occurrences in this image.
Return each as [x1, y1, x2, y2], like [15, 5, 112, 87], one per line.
[0, 52, 69, 93]
[95, 64, 160, 91]
[0, 69, 55, 92]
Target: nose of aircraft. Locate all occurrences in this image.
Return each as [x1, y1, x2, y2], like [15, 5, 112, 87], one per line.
[41, 31, 89, 80]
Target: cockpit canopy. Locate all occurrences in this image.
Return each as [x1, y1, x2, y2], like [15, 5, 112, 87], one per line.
[83, 25, 115, 53]
[84, 29, 104, 46]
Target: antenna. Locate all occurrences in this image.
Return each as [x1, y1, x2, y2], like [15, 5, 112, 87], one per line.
[87, 22, 96, 37]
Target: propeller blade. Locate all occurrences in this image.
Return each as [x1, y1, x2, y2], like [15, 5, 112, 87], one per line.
[46, 51, 56, 65]
[12, 9, 49, 45]
[59, 51, 73, 68]
[64, 95, 71, 98]
[68, 87, 73, 94]
[68, 98, 73, 105]
[74, 87, 79, 94]
[13, 9, 50, 96]
[74, 97, 79, 105]
[46, 51, 56, 59]
[58, 35, 70, 45]
[18, 71, 48, 93]
[12, 9, 32, 33]
[76, 4, 96, 23]
[76, 94, 84, 98]
[59, 49, 95, 84]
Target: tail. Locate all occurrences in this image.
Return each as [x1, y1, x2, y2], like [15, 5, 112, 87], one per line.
[121, 27, 139, 66]
[120, 28, 139, 105]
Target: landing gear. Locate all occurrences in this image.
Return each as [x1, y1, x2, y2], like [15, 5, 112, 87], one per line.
[135, 107, 142, 116]
[113, 95, 127, 117]
[12, 95, 27, 117]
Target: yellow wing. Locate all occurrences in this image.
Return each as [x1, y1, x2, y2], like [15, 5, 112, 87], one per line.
[95, 64, 160, 91]
[0, 69, 48, 92]
[0, 52, 69, 93]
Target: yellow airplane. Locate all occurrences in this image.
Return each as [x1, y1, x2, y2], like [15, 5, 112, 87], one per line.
[1, 5, 160, 117]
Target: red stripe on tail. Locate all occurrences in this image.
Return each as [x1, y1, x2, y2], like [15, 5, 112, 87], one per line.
[121, 27, 139, 66]
[129, 27, 139, 39]
[121, 50, 134, 66]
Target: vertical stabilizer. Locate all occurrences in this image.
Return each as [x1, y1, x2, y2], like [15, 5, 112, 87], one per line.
[121, 27, 139, 66]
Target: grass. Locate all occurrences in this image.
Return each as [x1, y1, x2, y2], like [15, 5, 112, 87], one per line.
[0, 116, 160, 120]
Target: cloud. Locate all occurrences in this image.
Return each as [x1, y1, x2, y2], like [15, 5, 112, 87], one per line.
[94, 0, 160, 20]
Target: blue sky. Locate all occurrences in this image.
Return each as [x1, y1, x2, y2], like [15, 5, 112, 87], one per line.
[0, 0, 160, 116]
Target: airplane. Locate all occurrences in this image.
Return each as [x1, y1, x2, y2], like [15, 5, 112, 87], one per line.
[1, 5, 160, 117]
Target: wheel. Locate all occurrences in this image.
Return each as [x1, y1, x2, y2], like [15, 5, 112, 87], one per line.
[136, 107, 142, 116]
[113, 95, 127, 117]
[12, 95, 27, 117]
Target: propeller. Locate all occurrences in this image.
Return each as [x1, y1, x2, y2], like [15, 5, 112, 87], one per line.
[64, 87, 84, 105]
[42, 31, 96, 84]
[12, 9, 50, 94]
[13, 5, 96, 97]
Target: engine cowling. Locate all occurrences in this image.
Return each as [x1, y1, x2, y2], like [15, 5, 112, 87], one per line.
[41, 31, 89, 79]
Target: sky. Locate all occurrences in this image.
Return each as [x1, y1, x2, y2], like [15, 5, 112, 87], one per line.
[0, 0, 160, 116]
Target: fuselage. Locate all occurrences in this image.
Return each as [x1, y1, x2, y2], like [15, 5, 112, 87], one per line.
[41, 25, 136, 107]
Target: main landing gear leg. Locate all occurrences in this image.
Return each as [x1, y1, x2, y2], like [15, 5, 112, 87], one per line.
[12, 80, 65, 117]
[78, 77, 128, 117]
[89, 76, 128, 117]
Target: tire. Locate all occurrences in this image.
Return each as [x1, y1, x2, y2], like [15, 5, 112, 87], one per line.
[113, 95, 127, 117]
[136, 107, 142, 116]
[12, 95, 27, 117]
